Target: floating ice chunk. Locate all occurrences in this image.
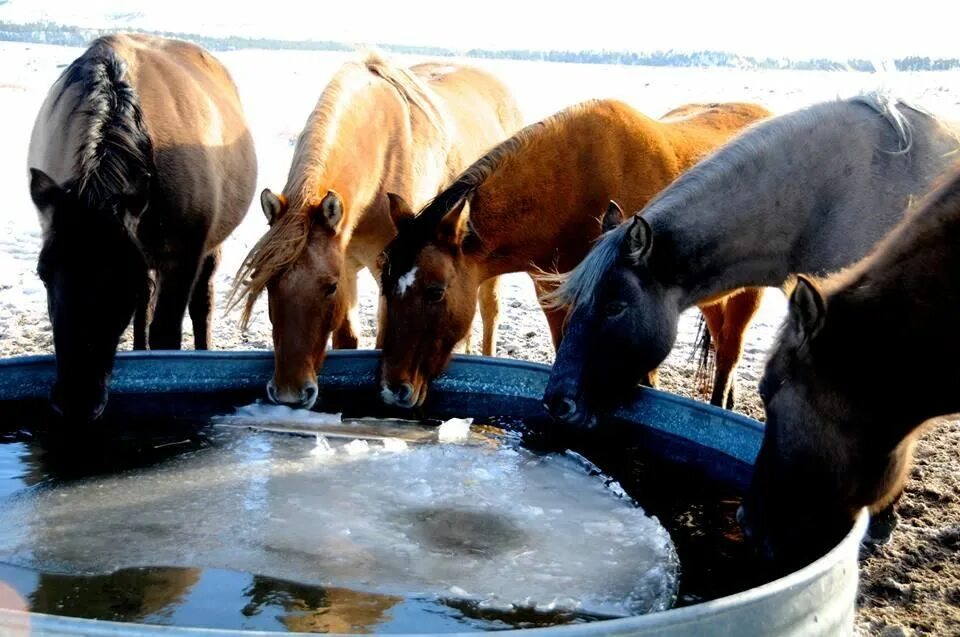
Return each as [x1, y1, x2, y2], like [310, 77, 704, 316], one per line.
[437, 417, 472, 442]
[344, 439, 370, 455]
[215, 402, 341, 428]
[381, 438, 408, 453]
[311, 435, 335, 458]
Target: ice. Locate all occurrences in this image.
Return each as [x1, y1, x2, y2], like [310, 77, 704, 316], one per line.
[437, 417, 472, 443]
[218, 402, 342, 427]
[381, 438, 409, 453]
[344, 439, 370, 455]
[0, 427, 679, 616]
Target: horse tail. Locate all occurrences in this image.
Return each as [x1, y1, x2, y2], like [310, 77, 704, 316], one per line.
[693, 313, 715, 395]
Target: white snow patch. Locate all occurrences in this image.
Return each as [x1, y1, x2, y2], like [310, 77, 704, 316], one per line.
[437, 417, 472, 442]
[396, 267, 418, 296]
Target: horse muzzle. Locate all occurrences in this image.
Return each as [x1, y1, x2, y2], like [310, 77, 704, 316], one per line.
[267, 378, 319, 410]
[50, 379, 109, 423]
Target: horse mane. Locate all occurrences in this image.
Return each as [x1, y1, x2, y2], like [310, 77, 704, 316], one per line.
[540, 92, 942, 313]
[55, 36, 154, 210]
[228, 50, 446, 327]
[382, 100, 609, 290]
[284, 49, 447, 212]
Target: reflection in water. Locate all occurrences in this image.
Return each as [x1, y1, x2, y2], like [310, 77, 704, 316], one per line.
[29, 566, 202, 622]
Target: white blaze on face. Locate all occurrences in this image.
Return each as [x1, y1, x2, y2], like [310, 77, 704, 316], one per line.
[396, 267, 418, 297]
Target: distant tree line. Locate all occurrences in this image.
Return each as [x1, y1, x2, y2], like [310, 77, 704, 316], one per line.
[1, 20, 958, 72]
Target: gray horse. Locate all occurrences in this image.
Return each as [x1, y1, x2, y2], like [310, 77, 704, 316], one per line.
[543, 93, 960, 429]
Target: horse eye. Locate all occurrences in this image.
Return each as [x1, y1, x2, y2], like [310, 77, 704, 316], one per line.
[603, 301, 627, 317]
[425, 286, 446, 304]
[324, 282, 338, 297]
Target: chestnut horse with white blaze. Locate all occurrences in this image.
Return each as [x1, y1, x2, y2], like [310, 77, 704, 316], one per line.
[379, 99, 770, 409]
[229, 53, 521, 409]
[545, 94, 960, 430]
[742, 165, 960, 569]
[28, 34, 256, 422]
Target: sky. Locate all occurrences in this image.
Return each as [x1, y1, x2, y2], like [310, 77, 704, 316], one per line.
[2, 0, 960, 60]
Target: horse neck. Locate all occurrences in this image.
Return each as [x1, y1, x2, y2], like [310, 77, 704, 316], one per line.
[645, 106, 938, 310]
[824, 185, 960, 429]
[285, 79, 402, 241]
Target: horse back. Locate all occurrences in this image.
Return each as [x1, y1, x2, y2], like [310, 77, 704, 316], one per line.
[658, 102, 772, 172]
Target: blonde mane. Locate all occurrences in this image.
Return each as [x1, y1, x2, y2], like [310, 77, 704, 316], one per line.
[227, 51, 446, 327]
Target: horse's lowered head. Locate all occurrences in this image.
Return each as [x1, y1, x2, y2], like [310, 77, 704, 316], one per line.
[740, 277, 914, 571]
[233, 188, 348, 410]
[378, 192, 485, 408]
[30, 168, 149, 422]
[543, 203, 681, 429]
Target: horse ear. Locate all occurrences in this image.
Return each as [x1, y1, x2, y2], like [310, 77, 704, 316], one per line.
[439, 197, 480, 250]
[387, 193, 416, 231]
[312, 189, 344, 231]
[260, 188, 286, 225]
[789, 275, 827, 342]
[602, 200, 624, 233]
[622, 215, 653, 264]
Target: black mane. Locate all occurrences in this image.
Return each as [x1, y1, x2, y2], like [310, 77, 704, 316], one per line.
[55, 37, 155, 210]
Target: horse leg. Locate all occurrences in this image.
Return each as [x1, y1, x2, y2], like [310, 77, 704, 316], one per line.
[332, 264, 360, 349]
[188, 248, 220, 351]
[478, 276, 502, 356]
[133, 270, 155, 350]
[532, 276, 567, 350]
[149, 253, 203, 351]
[709, 288, 764, 409]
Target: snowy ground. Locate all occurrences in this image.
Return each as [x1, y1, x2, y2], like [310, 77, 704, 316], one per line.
[1, 42, 959, 634]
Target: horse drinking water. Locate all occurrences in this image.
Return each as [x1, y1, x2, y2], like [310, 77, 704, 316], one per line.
[544, 94, 960, 429]
[379, 99, 770, 409]
[228, 53, 521, 409]
[740, 166, 960, 569]
[28, 34, 257, 422]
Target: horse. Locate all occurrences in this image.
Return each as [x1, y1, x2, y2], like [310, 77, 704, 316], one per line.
[378, 99, 771, 409]
[28, 34, 257, 422]
[228, 52, 521, 409]
[740, 165, 960, 570]
[543, 94, 960, 429]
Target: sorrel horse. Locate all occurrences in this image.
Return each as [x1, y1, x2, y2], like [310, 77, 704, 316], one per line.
[544, 94, 960, 429]
[28, 34, 256, 421]
[741, 165, 960, 569]
[378, 99, 770, 409]
[229, 52, 521, 409]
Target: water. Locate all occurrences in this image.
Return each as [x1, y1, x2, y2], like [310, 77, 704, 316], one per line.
[0, 417, 680, 632]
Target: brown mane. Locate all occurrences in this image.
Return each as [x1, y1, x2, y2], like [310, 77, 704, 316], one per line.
[383, 100, 608, 289]
[227, 50, 449, 328]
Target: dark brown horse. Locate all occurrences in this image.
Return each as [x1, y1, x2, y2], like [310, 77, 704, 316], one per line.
[228, 52, 521, 409]
[379, 99, 770, 409]
[740, 165, 960, 569]
[28, 34, 257, 421]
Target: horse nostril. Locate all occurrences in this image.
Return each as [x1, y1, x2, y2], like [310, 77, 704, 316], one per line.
[266, 380, 280, 404]
[550, 397, 578, 421]
[301, 383, 318, 407]
[395, 383, 414, 403]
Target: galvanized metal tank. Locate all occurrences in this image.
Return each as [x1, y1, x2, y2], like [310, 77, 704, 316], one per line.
[0, 350, 868, 636]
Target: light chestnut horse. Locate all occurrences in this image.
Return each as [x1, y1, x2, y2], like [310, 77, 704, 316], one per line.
[379, 99, 771, 409]
[28, 34, 256, 422]
[229, 52, 521, 409]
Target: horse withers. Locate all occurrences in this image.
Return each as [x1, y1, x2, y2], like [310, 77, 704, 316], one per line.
[379, 99, 770, 409]
[740, 166, 960, 570]
[228, 53, 521, 409]
[544, 94, 960, 429]
[28, 34, 257, 422]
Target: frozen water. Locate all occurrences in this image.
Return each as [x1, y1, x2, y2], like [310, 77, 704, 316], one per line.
[0, 427, 678, 616]
[437, 417, 472, 443]
[218, 402, 342, 426]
